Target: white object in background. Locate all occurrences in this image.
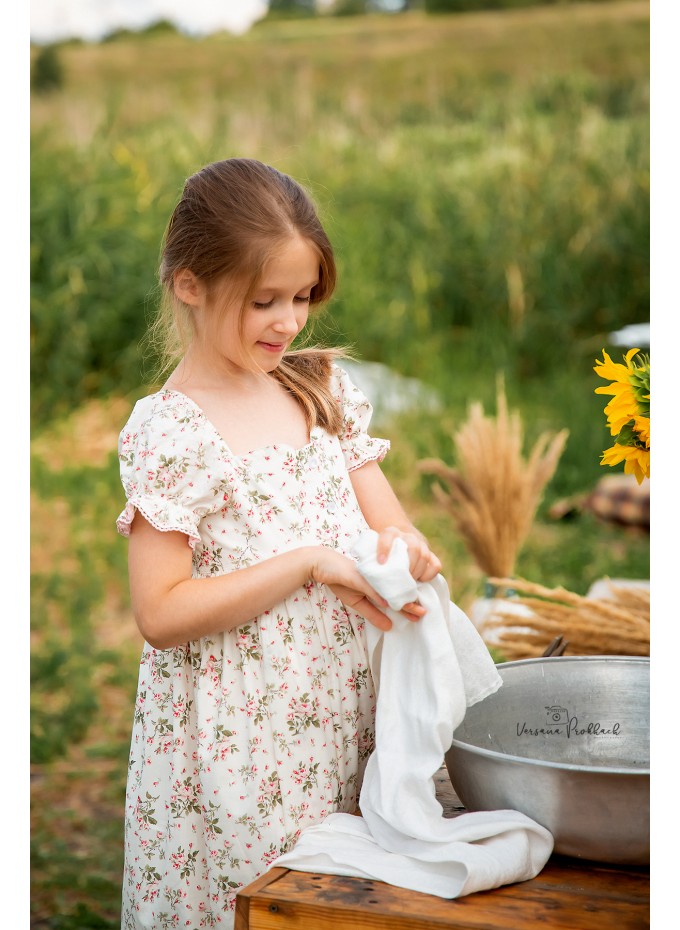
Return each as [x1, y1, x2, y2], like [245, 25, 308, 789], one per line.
[338, 359, 440, 428]
[468, 596, 535, 646]
[608, 323, 650, 348]
[586, 578, 650, 600]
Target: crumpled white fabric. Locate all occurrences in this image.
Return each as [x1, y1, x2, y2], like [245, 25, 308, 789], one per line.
[273, 530, 554, 897]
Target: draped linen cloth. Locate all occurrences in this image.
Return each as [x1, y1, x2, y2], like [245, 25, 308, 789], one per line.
[273, 531, 554, 897]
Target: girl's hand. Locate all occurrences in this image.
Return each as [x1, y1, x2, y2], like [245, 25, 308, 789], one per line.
[309, 547, 394, 631]
[376, 526, 442, 583]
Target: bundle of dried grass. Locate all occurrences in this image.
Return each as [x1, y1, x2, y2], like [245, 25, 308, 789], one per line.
[482, 576, 650, 660]
[419, 380, 568, 578]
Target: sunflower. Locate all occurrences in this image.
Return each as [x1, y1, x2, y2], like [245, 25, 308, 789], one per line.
[601, 443, 649, 485]
[594, 348, 650, 484]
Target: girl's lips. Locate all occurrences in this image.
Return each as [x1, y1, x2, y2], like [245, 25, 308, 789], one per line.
[258, 342, 286, 352]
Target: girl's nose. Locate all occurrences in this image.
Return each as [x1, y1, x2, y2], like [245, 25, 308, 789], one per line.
[273, 302, 303, 335]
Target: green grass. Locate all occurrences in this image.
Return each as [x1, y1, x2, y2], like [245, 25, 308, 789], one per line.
[30, 3, 649, 923]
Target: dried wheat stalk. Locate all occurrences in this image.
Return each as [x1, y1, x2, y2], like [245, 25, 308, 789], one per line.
[419, 380, 568, 577]
[481, 576, 650, 659]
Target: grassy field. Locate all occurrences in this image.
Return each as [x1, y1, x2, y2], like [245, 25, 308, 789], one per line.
[30, 3, 649, 925]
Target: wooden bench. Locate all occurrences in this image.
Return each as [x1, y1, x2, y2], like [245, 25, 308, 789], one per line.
[235, 768, 649, 930]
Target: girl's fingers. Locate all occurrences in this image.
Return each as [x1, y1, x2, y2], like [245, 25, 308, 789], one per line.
[417, 553, 443, 582]
[401, 601, 426, 622]
[409, 550, 429, 580]
[329, 582, 390, 627]
[408, 544, 440, 582]
[375, 533, 443, 583]
[376, 527, 401, 564]
[358, 598, 393, 631]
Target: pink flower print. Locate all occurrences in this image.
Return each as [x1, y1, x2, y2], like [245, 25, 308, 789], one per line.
[262, 842, 285, 867]
[170, 847, 186, 871]
[358, 726, 375, 762]
[238, 763, 257, 784]
[275, 614, 295, 646]
[286, 693, 320, 736]
[288, 804, 310, 826]
[152, 453, 191, 492]
[135, 791, 160, 827]
[140, 863, 162, 902]
[291, 761, 319, 794]
[256, 771, 282, 817]
[203, 801, 223, 841]
[198, 903, 219, 927]
[236, 626, 262, 662]
[343, 416, 358, 441]
[346, 666, 369, 694]
[213, 724, 238, 760]
[170, 776, 201, 819]
[332, 616, 355, 646]
[202, 654, 219, 680]
[170, 846, 199, 880]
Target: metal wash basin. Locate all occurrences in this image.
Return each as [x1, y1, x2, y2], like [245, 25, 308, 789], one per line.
[445, 656, 650, 864]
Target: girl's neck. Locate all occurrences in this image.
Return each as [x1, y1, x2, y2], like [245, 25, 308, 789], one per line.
[164, 352, 271, 395]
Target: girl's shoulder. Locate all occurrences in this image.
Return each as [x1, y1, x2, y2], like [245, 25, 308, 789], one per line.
[119, 389, 207, 446]
[125, 388, 198, 421]
[328, 362, 372, 412]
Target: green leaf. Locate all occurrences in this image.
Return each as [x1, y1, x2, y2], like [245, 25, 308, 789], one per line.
[614, 420, 645, 449]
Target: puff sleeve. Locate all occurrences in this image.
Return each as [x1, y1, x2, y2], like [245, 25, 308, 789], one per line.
[331, 364, 390, 471]
[116, 394, 222, 549]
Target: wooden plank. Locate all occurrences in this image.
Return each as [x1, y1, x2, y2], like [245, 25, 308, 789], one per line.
[444, 859, 649, 930]
[234, 868, 289, 930]
[243, 860, 649, 930]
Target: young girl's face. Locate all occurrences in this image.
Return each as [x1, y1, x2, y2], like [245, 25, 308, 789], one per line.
[208, 235, 320, 375]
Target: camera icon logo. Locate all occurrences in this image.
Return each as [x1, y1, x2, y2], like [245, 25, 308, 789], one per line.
[545, 705, 569, 725]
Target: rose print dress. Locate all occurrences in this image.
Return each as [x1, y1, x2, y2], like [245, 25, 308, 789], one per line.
[116, 364, 389, 929]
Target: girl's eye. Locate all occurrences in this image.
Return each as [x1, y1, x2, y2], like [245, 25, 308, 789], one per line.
[252, 295, 311, 309]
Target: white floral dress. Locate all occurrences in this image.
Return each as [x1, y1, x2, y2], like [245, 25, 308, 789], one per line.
[116, 364, 389, 929]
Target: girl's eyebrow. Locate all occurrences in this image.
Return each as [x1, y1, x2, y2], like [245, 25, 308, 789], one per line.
[256, 279, 320, 293]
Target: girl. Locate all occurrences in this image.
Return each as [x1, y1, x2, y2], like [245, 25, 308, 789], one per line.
[116, 157, 442, 928]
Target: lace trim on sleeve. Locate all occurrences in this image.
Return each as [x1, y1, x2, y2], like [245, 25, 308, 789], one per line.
[116, 500, 201, 550]
[345, 435, 391, 472]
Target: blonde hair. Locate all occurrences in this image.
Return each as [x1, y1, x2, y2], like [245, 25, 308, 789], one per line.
[150, 158, 345, 434]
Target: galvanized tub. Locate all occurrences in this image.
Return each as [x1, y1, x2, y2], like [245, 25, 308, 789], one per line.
[444, 656, 649, 865]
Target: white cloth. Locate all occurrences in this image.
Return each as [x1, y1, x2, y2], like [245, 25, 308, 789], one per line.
[274, 530, 554, 897]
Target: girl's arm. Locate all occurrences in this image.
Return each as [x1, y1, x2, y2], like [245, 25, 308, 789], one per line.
[349, 460, 443, 582]
[127, 513, 392, 650]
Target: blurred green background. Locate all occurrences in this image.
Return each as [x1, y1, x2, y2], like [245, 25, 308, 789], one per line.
[30, 1, 649, 925]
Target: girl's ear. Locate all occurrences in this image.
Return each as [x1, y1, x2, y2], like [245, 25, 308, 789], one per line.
[174, 269, 204, 307]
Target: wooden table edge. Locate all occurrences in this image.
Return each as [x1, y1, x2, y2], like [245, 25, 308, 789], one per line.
[235, 868, 289, 930]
